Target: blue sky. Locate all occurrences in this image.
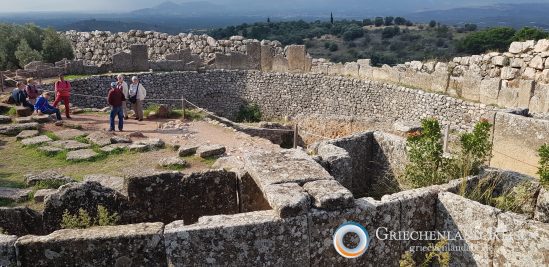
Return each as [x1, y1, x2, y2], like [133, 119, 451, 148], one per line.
[1, 0, 547, 13]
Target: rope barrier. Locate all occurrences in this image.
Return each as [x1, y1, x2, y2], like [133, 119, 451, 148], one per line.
[299, 130, 332, 140]
[492, 149, 539, 168]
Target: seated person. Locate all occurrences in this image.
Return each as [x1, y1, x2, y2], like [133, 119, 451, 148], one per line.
[34, 92, 61, 120]
[12, 82, 34, 109]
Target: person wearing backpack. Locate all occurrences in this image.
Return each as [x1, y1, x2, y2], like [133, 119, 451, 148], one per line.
[53, 74, 72, 119]
[25, 78, 40, 105]
[107, 82, 125, 132]
[128, 76, 146, 121]
[11, 82, 34, 109]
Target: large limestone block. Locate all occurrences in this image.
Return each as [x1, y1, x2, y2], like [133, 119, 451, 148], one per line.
[112, 51, 131, 72]
[493, 212, 549, 266]
[286, 45, 307, 72]
[529, 83, 549, 113]
[164, 211, 309, 266]
[262, 183, 310, 218]
[0, 122, 39, 136]
[260, 45, 274, 71]
[308, 197, 401, 266]
[534, 39, 549, 52]
[479, 78, 502, 105]
[303, 179, 353, 210]
[130, 44, 149, 71]
[246, 42, 261, 70]
[315, 143, 353, 188]
[15, 223, 166, 267]
[0, 235, 16, 267]
[534, 187, 549, 222]
[529, 55, 545, 70]
[343, 62, 360, 77]
[0, 207, 44, 236]
[497, 80, 520, 108]
[271, 55, 289, 72]
[436, 192, 500, 266]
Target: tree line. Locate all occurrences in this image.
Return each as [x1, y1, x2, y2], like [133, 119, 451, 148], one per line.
[0, 24, 74, 70]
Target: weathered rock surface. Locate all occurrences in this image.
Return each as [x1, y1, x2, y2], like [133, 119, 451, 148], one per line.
[50, 140, 91, 150]
[0, 187, 32, 202]
[100, 143, 129, 153]
[0, 207, 44, 236]
[86, 131, 112, 146]
[84, 174, 126, 196]
[0, 115, 12, 124]
[164, 211, 309, 266]
[20, 135, 51, 146]
[66, 149, 99, 161]
[33, 189, 58, 203]
[0, 122, 39, 135]
[177, 144, 199, 157]
[135, 138, 164, 150]
[110, 135, 131, 144]
[15, 130, 39, 140]
[128, 144, 148, 152]
[42, 181, 128, 232]
[55, 129, 87, 140]
[37, 146, 63, 154]
[534, 187, 549, 223]
[303, 180, 354, 210]
[196, 144, 226, 158]
[158, 157, 187, 168]
[15, 223, 166, 267]
[30, 114, 51, 123]
[15, 117, 32, 123]
[15, 106, 33, 117]
[262, 183, 310, 218]
[0, 234, 17, 267]
[25, 171, 74, 187]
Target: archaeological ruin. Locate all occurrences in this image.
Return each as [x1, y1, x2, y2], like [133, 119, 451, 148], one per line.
[1, 30, 548, 266]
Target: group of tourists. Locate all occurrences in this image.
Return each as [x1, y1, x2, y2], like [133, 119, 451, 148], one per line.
[10, 74, 148, 132]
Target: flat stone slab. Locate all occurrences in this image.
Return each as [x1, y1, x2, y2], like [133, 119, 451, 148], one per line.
[0, 187, 32, 202]
[15, 117, 33, 124]
[135, 138, 165, 150]
[33, 189, 58, 203]
[15, 106, 33, 117]
[110, 135, 131, 144]
[0, 234, 17, 266]
[86, 131, 113, 147]
[21, 135, 52, 146]
[0, 122, 40, 136]
[177, 145, 199, 157]
[83, 174, 126, 196]
[196, 144, 226, 158]
[128, 144, 149, 152]
[25, 171, 74, 186]
[15, 130, 39, 140]
[100, 143, 129, 153]
[50, 140, 91, 151]
[303, 180, 354, 210]
[37, 146, 64, 154]
[393, 121, 422, 133]
[66, 149, 99, 161]
[55, 129, 87, 140]
[158, 157, 188, 168]
[15, 223, 167, 266]
[244, 149, 334, 190]
[0, 115, 12, 124]
[30, 115, 51, 123]
[262, 183, 310, 218]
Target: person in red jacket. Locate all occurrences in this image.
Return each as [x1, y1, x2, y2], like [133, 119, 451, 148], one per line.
[107, 82, 126, 132]
[53, 74, 72, 119]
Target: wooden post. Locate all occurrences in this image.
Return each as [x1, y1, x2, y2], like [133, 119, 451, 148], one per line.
[443, 124, 450, 153]
[293, 124, 299, 149]
[0, 71, 4, 92]
[181, 97, 186, 121]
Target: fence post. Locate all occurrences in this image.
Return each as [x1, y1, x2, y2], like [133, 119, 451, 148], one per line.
[181, 97, 186, 121]
[0, 71, 4, 92]
[293, 124, 299, 149]
[443, 124, 450, 153]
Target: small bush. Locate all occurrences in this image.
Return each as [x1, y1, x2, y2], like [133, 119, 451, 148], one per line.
[6, 107, 16, 116]
[539, 144, 549, 188]
[235, 103, 262, 123]
[61, 205, 120, 229]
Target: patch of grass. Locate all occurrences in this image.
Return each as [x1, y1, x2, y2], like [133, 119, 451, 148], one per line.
[199, 156, 218, 167]
[177, 108, 204, 121]
[61, 205, 120, 229]
[4, 106, 16, 116]
[144, 104, 160, 118]
[43, 131, 60, 141]
[0, 172, 27, 188]
[538, 144, 548, 189]
[64, 74, 93, 81]
[161, 164, 189, 171]
[73, 135, 89, 144]
[0, 199, 15, 207]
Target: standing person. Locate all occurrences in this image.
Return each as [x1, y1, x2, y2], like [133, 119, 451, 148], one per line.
[107, 82, 125, 132]
[53, 74, 72, 119]
[12, 82, 34, 109]
[34, 92, 62, 120]
[25, 78, 40, 105]
[116, 74, 129, 119]
[128, 76, 146, 121]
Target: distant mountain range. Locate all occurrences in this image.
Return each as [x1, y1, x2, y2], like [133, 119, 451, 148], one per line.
[0, 2, 547, 33]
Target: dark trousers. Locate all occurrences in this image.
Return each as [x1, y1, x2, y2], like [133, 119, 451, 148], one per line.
[53, 95, 70, 117]
[42, 108, 62, 120]
[110, 106, 124, 131]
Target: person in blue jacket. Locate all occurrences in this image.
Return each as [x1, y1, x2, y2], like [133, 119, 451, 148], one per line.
[34, 92, 62, 120]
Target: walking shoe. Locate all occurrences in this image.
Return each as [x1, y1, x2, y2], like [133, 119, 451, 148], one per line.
[108, 128, 115, 132]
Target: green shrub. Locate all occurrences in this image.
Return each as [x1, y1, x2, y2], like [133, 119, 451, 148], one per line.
[403, 118, 450, 188]
[539, 144, 549, 188]
[60, 205, 120, 229]
[456, 27, 516, 54]
[235, 103, 262, 123]
[15, 39, 42, 66]
[6, 107, 16, 116]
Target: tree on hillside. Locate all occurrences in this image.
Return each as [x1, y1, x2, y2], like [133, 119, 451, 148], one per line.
[384, 16, 394, 26]
[374, 17, 384, 27]
[330, 12, 334, 25]
[363, 18, 373, 26]
[394, 17, 407, 25]
[15, 40, 42, 67]
[382, 26, 400, 39]
[343, 25, 364, 41]
[429, 20, 437, 28]
[456, 27, 516, 54]
[41, 28, 74, 64]
[513, 27, 549, 41]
